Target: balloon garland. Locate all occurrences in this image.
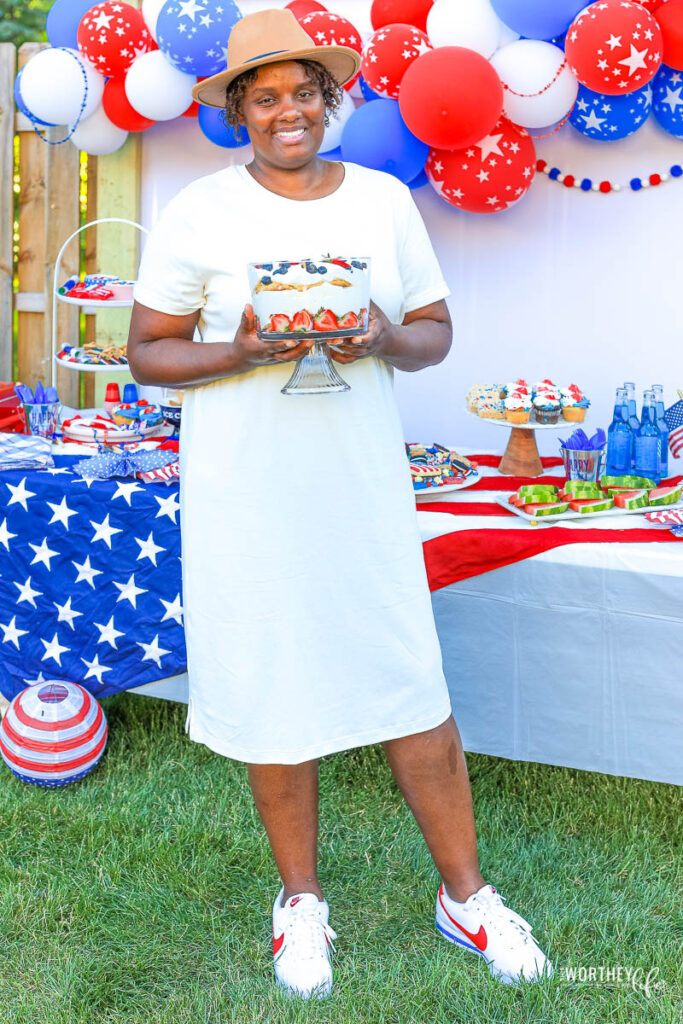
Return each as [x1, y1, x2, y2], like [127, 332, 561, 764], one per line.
[14, 0, 683, 216]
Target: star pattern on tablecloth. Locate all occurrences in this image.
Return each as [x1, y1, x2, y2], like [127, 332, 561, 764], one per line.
[0, 456, 185, 702]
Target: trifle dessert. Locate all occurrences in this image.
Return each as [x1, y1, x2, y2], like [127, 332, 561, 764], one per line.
[247, 256, 371, 341]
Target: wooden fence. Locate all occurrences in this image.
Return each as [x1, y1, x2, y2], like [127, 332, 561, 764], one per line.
[0, 41, 142, 409]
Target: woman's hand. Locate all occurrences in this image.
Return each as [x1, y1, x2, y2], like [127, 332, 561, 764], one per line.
[232, 303, 316, 369]
[328, 300, 398, 365]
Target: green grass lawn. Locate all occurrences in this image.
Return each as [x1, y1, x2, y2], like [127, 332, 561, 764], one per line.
[0, 693, 680, 1024]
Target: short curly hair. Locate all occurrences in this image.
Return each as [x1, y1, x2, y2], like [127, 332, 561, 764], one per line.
[222, 59, 344, 145]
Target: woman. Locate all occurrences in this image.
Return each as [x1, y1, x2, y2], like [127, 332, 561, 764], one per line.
[128, 8, 551, 1000]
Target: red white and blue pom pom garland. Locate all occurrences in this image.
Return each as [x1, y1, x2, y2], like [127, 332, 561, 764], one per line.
[536, 157, 683, 193]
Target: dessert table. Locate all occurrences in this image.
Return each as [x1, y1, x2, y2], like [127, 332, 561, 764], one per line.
[1, 451, 681, 784]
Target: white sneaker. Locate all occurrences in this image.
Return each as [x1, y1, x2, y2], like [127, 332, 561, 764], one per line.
[436, 882, 553, 984]
[272, 888, 337, 999]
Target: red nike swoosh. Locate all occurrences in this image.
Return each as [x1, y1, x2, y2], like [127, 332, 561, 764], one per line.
[273, 932, 285, 956]
[438, 886, 488, 952]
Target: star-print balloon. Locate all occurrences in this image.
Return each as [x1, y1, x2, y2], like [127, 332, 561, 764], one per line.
[77, 1, 154, 78]
[569, 80, 652, 139]
[425, 116, 536, 214]
[652, 62, 683, 136]
[156, 0, 242, 77]
[360, 23, 432, 99]
[565, 0, 662, 96]
[300, 10, 363, 90]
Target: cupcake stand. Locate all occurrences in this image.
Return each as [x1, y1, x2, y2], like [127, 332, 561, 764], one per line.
[468, 413, 569, 477]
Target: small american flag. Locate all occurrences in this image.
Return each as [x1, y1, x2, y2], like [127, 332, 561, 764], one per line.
[665, 395, 683, 460]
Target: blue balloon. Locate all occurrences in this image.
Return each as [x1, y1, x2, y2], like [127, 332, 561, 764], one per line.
[14, 69, 56, 127]
[569, 82, 652, 141]
[340, 100, 428, 184]
[408, 167, 429, 190]
[319, 146, 342, 161]
[157, 0, 242, 77]
[652, 64, 683, 139]
[359, 75, 382, 103]
[198, 105, 250, 148]
[491, 0, 584, 40]
[46, 0, 98, 50]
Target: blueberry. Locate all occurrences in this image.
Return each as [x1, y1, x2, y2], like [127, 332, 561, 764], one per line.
[305, 262, 317, 274]
[274, 267, 287, 275]
[317, 265, 327, 274]
[262, 263, 273, 271]
[261, 276, 272, 285]
[351, 260, 362, 270]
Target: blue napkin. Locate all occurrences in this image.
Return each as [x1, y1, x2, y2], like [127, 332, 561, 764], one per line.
[75, 448, 178, 481]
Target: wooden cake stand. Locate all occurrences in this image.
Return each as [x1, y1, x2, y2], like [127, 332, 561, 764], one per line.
[470, 415, 569, 477]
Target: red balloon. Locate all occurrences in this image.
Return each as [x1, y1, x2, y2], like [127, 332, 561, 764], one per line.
[103, 77, 154, 131]
[78, 1, 154, 79]
[425, 117, 536, 214]
[286, 0, 328, 19]
[565, 0, 662, 96]
[300, 10, 363, 90]
[361, 23, 432, 100]
[399, 47, 503, 151]
[371, 0, 434, 34]
[655, 0, 683, 69]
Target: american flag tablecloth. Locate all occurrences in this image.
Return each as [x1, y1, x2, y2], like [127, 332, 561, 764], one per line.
[417, 456, 683, 592]
[2, 453, 681, 702]
[0, 455, 185, 701]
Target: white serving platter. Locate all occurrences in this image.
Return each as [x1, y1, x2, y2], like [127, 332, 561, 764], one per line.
[414, 472, 480, 497]
[496, 494, 683, 526]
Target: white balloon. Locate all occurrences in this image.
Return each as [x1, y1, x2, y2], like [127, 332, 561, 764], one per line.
[497, 21, 521, 47]
[320, 91, 356, 153]
[20, 47, 104, 127]
[125, 51, 196, 122]
[141, 0, 166, 42]
[427, 0, 503, 59]
[70, 104, 128, 155]
[490, 40, 578, 129]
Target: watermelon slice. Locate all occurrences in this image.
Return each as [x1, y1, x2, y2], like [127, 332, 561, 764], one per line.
[600, 475, 657, 490]
[613, 489, 649, 509]
[522, 501, 570, 516]
[561, 480, 604, 498]
[647, 485, 683, 506]
[517, 484, 559, 498]
[569, 497, 615, 513]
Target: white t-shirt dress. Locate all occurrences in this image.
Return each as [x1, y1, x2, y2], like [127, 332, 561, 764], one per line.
[134, 161, 453, 764]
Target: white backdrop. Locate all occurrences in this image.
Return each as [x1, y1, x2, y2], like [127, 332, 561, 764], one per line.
[139, 0, 683, 458]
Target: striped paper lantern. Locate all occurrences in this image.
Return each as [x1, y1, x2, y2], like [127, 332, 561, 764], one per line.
[0, 681, 107, 787]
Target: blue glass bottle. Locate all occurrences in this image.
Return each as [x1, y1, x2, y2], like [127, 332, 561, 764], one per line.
[634, 390, 662, 485]
[652, 384, 669, 480]
[623, 382, 640, 468]
[606, 388, 633, 476]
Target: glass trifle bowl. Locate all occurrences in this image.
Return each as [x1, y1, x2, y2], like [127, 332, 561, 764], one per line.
[247, 256, 371, 395]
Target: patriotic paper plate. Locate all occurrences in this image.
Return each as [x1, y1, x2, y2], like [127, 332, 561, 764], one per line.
[61, 414, 167, 446]
[0, 681, 107, 787]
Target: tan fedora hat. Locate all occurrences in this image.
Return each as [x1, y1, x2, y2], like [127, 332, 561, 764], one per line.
[192, 8, 361, 109]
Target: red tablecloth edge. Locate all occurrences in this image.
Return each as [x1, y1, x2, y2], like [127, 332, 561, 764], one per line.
[424, 528, 680, 592]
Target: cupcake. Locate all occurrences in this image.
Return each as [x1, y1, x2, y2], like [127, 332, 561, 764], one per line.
[505, 392, 532, 424]
[533, 392, 560, 424]
[561, 385, 590, 422]
[500, 379, 529, 399]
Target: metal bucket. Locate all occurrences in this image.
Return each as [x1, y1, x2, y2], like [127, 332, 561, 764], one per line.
[561, 447, 604, 482]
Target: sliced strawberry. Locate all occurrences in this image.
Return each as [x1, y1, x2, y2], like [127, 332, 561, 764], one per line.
[313, 309, 338, 331]
[268, 313, 291, 332]
[291, 310, 314, 332]
[359, 307, 368, 325]
[336, 311, 359, 330]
